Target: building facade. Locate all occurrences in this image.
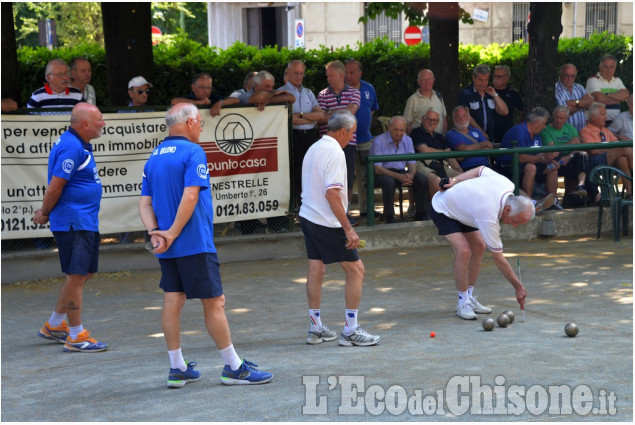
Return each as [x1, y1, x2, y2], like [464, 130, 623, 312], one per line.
[207, 2, 633, 50]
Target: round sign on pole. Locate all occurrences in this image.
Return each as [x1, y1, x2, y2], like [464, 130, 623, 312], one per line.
[404, 26, 422, 46]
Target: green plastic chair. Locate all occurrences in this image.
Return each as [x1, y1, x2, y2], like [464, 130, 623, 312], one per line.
[589, 165, 633, 241]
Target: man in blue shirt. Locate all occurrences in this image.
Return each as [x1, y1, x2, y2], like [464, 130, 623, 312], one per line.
[445, 105, 493, 171]
[33, 103, 108, 353]
[499, 107, 561, 210]
[370, 116, 429, 223]
[345, 60, 379, 216]
[139, 103, 272, 388]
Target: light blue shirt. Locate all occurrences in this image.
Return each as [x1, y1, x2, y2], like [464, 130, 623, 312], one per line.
[370, 131, 416, 171]
[281, 82, 319, 130]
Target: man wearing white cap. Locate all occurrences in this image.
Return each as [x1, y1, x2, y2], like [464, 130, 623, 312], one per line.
[128, 76, 152, 107]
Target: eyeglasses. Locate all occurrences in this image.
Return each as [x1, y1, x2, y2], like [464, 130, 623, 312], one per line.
[135, 89, 150, 95]
[424, 117, 440, 123]
[50, 72, 71, 78]
[194, 85, 212, 91]
[191, 118, 205, 127]
[493, 74, 508, 78]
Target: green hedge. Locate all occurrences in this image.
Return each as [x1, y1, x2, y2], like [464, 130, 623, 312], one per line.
[16, 33, 632, 118]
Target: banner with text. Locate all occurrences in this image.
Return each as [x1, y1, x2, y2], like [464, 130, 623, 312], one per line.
[1, 105, 290, 239]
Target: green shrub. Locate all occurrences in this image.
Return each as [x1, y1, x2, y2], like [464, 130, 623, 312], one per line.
[16, 33, 633, 117]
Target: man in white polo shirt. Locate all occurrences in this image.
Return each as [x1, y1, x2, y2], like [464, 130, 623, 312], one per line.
[299, 110, 380, 347]
[431, 166, 534, 320]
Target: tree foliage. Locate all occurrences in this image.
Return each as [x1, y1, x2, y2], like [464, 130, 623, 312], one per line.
[359, 2, 473, 26]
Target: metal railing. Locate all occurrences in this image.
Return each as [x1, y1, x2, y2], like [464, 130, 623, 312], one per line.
[365, 140, 633, 226]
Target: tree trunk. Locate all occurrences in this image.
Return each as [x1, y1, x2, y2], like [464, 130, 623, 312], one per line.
[1, 2, 20, 102]
[525, 3, 562, 113]
[101, 3, 153, 106]
[428, 2, 460, 126]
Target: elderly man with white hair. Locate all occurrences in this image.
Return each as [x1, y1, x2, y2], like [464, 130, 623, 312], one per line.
[431, 166, 534, 320]
[27, 58, 83, 109]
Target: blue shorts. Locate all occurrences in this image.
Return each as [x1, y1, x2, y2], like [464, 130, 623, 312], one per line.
[300, 217, 359, 265]
[159, 253, 223, 299]
[53, 229, 100, 275]
[430, 206, 479, 235]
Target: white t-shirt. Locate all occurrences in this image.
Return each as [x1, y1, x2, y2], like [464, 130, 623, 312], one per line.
[299, 135, 347, 228]
[432, 166, 514, 252]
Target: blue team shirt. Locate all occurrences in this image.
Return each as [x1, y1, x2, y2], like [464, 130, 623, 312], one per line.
[141, 136, 216, 258]
[355, 80, 379, 144]
[499, 122, 541, 165]
[445, 126, 490, 170]
[48, 127, 101, 231]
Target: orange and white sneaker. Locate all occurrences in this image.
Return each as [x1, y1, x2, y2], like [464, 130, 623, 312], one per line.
[63, 330, 108, 353]
[38, 320, 70, 344]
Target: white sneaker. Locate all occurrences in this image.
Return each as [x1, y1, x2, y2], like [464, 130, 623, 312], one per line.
[470, 295, 492, 314]
[456, 302, 477, 320]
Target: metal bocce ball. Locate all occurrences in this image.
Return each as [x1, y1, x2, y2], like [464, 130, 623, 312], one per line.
[497, 314, 510, 328]
[482, 318, 495, 331]
[502, 310, 515, 324]
[565, 323, 579, 337]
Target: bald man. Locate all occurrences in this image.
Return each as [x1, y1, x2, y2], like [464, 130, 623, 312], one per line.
[33, 103, 108, 353]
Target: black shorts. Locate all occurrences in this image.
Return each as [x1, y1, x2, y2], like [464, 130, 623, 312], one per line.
[159, 253, 224, 299]
[300, 217, 359, 265]
[53, 229, 100, 275]
[344, 144, 356, 190]
[430, 207, 479, 235]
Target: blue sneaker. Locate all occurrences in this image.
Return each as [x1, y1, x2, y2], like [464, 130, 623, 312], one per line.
[220, 360, 273, 385]
[167, 361, 201, 388]
[63, 330, 108, 352]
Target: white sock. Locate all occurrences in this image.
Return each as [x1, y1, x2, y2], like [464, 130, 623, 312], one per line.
[48, 312, 66, 327]
[69, 324, 84, 340]
[467, 286, 474, 298]
[458, 291, 470, 306]
[219, 344, 242, 371]
[168, 347, 187, 372]
[309, 309, 323, 331]
[344, 309, 358, 334]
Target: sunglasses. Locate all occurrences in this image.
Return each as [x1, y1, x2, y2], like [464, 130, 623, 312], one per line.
[135, 89, 150, 94]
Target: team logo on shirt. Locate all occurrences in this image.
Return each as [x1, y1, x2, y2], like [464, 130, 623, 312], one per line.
[213, 113, 254, 156]
[62, 159, 74, 174]
[197, 163, 209, 179]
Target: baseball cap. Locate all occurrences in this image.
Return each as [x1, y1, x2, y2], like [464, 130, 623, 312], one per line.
[128, 76, 153, 89]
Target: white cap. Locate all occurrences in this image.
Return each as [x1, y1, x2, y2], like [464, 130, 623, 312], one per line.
[128, 76, 153, 89]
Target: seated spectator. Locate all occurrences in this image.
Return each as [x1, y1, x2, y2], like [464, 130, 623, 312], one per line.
[128, 76, 152, 107]
[410, 107, 463, 198]
[403, 69, 447, 134]
[445, 106, 493, 171]
[70, 57, 96, 105]
[370, 116, 429, 223]
[580, 102, 632, 198]
[555, 63, 594, 131]
[27, 58, 83, 109]
[499, 107, 562, 209]
[608, 94, 633, 141]
[170, 73, 239, 117]
[229, 72, 258, 99]
[238, 70, 295, 111]
[540, 105, 591, 200]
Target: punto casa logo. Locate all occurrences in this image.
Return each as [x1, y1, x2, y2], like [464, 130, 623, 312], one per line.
[214, 114, 254, 156]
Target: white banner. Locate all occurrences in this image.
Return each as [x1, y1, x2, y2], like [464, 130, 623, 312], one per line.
[0, 105, 291, 239]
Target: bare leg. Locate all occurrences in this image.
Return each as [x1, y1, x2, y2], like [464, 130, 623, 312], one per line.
[340, 260, 365, 309]
[162, 292, 186, 351]
[444, 232, 472, 292]
[522, 164, 537, 197]
[464, 231, 486, 287]
[54, 273, 92, 327]
[306, 259, 326, 309]
[202, 295, 232, 350]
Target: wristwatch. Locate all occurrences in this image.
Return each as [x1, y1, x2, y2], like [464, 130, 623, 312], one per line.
[575, 99, 580, 108]
[300, 112, 303, 118]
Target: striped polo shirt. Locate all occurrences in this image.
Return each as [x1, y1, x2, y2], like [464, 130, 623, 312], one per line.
[317, 85, 361, 145]
[27, 83, 83, 109]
